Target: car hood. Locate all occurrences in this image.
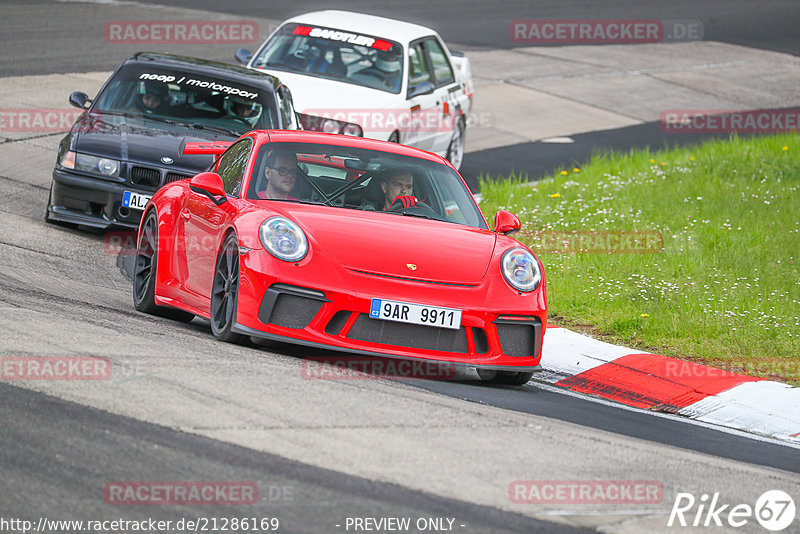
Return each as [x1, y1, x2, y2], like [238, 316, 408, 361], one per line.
[275, 204, 496, 284]
[71, 113, 229, 172]
[256, 69, 401, 114]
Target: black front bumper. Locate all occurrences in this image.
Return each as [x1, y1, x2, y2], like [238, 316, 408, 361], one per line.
[47, 168, 150, 230]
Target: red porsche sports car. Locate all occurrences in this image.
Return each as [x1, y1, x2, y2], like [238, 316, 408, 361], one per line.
[133, 130, 547, 384]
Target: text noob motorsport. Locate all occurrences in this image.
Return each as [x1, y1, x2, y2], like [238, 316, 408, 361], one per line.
[139, 73, 259, 100]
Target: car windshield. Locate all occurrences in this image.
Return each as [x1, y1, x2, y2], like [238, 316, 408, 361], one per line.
[250, 23, 404, 94]
[92, 64, 279, 134]
[246, 142, 487, 229]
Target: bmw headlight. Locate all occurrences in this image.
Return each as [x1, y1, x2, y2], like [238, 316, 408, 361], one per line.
[74, 153, 120, 178]
[501, 248, 541, 292]
[259, 217, 308, 262]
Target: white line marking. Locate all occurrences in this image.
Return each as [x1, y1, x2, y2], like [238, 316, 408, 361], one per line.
[541, 509, 670, 516]
[528, 380, 800, 450]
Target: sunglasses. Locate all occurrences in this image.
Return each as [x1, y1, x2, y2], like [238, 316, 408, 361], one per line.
[271, 166, 300, 177]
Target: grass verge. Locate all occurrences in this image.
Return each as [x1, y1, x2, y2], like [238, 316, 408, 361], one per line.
[479, 134, 799, 384]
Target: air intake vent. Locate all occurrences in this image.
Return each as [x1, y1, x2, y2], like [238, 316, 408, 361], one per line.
[164, 172, 191, 185]
[348, 314, 468, 353]
[494, 316, 542, 357]
[130, 166, 161, 188]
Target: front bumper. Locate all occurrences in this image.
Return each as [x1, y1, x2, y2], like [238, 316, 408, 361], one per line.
[232, 250, 547, 371]
[48, 168, 150, 229]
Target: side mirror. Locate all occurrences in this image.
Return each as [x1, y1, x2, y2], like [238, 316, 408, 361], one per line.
[494, 210, 521, 235]
[235, 48, 253, 65]
[189, 172, 227, 205]
[69, 91, 91, 109]
[407, 81, 435, 99]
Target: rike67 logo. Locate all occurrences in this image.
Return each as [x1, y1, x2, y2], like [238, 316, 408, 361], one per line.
[668, 490, 796, 531]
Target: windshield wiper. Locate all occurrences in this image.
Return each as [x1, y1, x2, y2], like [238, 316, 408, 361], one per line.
[154, 118, 240, 137]
[91, 110, 133, 118]
[189, 123, 242, 137]
[396, 211, 438, 220]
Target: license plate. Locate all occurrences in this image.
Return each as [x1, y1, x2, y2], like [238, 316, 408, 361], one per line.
[369, 298, 462, 330]
[122, 191, 152, 210]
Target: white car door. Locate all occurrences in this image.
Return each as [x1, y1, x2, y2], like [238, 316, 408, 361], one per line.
[424, 37, 461, 156]
[404, 40, 439, 151]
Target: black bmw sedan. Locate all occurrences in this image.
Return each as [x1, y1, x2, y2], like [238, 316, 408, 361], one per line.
[46, 52, 298, 230]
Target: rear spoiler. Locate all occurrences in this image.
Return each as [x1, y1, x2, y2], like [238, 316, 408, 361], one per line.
[181, 140, 233, 156]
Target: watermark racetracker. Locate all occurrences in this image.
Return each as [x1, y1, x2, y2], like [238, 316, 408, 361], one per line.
[661, 108, 800, 133]
[301, 356, 458, 381]
[518, 230, 664, 254]
[104, 481, 261, 505]
[0, 108, 83, 133]
[509, 480, 664, 504]
[1, 356, 111, 380]
[104, 20, 259, 44]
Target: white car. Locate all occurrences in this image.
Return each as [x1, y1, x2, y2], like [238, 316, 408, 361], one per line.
[235, 10, 473, 170]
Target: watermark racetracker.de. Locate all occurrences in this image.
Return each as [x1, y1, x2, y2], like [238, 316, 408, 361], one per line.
[509, 19, 703, 44]
[0, 516, 281, 532]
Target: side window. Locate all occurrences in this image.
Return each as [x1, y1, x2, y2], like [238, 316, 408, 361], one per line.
[426, 38, 455, 87]
[408, 42, 432, 87]
[215, 139, 252, 196]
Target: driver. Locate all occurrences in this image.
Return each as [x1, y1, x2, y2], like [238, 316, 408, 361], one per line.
[380, 169, 415, 210]
[135, 81, 169, 114]
[229, 95, 261, 126]
[258, 150, 301, 200]
[372, 48, 402, 91]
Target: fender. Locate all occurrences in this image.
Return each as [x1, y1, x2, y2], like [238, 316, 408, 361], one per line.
[145, 183, 192, 306]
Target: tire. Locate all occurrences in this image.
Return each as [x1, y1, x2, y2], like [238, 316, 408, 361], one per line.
[210, 233, 244, 344]
[446, 118, 466, 171]
[387, 131, 400, 143]
[477, 369, 534, 386]
[133, 210, 194, 322]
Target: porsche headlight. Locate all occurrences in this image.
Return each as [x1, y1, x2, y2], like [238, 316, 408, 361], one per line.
[74, 153, 120, 178]
[501, 248, 540, 292]
[259, 217, 308, 262]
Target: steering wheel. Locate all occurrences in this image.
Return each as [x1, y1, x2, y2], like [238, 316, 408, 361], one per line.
[387, 199, 437, 216]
